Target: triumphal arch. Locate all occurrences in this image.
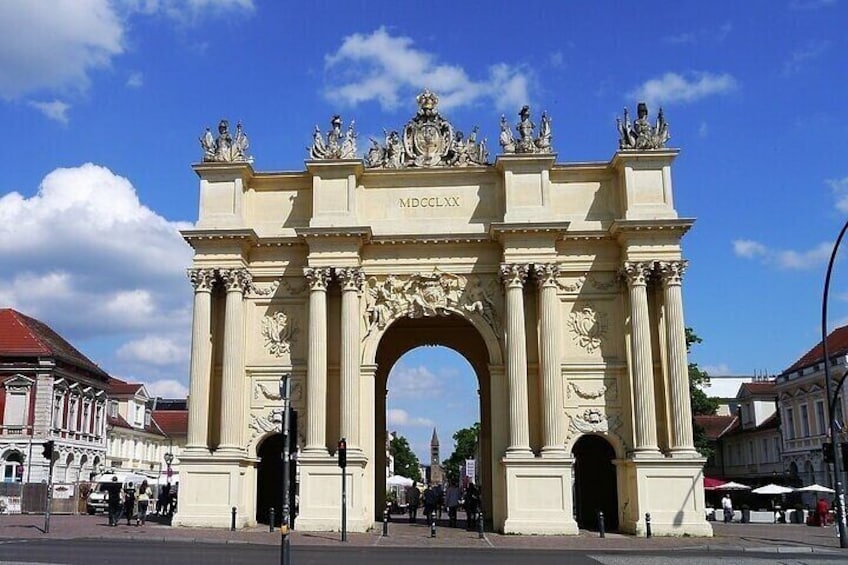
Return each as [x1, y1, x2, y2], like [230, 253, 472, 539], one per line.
[173, 92, 712, 536]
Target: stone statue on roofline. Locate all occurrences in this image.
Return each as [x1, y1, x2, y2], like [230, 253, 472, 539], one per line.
[309, 115, 358, 160]
[199, 119, 252, 163]
[616, 102, 670, 150]
[499, 105, 554, 155]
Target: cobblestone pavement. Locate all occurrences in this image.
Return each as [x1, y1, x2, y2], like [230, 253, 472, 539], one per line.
[0, 514, 841, 553]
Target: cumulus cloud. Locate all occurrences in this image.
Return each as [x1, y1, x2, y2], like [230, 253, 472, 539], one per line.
[387, 408, 434, 428]
[733, 238, 831, 270]
[829, 177, 848, 213]
[0, 164, 193, 373]
[324, 27, 533, 112]
[27, 100, 71, 123]
[143, 379, 189, 399]
[783, 40, 830, 76]
[789, 0, 837, 9]
[628, 72, 737, 107]
[387, 364, 443, 398]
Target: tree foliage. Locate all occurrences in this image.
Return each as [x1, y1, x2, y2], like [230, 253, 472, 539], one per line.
[389, 434, 420, 480]
[686, 327, 719, 459]
[442, 423, 480, 484]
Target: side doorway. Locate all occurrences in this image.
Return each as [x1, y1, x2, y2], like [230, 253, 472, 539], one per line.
[572, 435, 619, 531]
[255, 411, 298, 526]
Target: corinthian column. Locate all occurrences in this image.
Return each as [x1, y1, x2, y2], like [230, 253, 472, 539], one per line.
[534, 264, 566, 457]
[622, 261, 660, 454]
[500, 264, 532, 458]
[186, 268, 215, 452]
[218, 268, 251, 453]
[657, 260, 698, 456]
[304, 267, 332, 454]
[337, 267, 364, 451]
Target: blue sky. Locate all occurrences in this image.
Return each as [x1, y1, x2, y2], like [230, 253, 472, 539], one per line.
[1, 0, 846, 461]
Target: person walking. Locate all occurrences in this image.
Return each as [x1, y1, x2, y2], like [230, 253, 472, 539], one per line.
[721, 493, 733, 523]
[423, 485, 438, 524]
[136, 480, 152, 526]
[104, 476, 122, 527]
[123, 481, 137, 526]
[464, 483, 480, 530]
[816, 497, 830, 527]
[406, 482, 420, 524]
[445, 481, 461, 528]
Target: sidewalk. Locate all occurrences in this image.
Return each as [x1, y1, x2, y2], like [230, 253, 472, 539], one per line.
[0, 514, 841, 553]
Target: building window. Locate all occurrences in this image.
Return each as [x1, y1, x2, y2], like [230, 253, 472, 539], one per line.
[762, 438, 769, 462]
[786, 407, 795, 440]
[52, 395, 62, 428]
[2, 452, 24, 483]
[748, 441, 755, 464]
[4, 390, 28, 427]
[774, 437, 781, 461]
[816, 401, 826, 436]
[801, 404, 811, 437]
[144, 410, 151, 427]
[68, 398, 78, 432]
[108, 401, 118, 418]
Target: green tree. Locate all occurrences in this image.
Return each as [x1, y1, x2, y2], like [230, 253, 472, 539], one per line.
[686, 327, 719, 459]
[390, 434, 420, 480]
[442, 423, 480, 484]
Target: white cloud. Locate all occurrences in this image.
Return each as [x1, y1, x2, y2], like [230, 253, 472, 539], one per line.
[324, 27, 533, 112]
[0, 163, 193, 344]
[27, 99, 71, 123]
[117, 335, 189, 366]
[628, 72, 737, 107]
[663, 22, 731, 45]
[783, 40, 830, 76]
[700, 363, 732, 376]
[387, 408, 434, 428]
[387, 364, 443, 398]
[828, 177, 848, 212]
[126, 71, 143, 88]
[733, 238, 831, 270]
[143, 378, 189, 399]
[663, 32, 696, 45]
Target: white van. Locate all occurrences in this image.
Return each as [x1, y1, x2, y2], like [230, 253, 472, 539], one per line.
[86, 472, 150, 515]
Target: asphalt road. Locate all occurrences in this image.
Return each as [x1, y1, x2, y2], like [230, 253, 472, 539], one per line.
[0, 539, 843, 565]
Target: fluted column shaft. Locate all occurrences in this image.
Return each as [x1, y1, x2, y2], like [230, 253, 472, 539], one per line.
[337, 267, 363, 450]
[219, 268, 250, 452]
[304, 267, 332, 454]
[500, 264, 532, 457]
[623, 261, 659, 453]
[186, 268, 215, 452]
[535, 264, 566, 456]
[658, 260, 696, 454]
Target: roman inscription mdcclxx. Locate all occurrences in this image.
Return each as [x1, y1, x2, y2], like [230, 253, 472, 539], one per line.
[398, 195, 460, 208]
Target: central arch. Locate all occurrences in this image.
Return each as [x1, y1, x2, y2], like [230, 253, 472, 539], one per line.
[372, 313, 496, 523]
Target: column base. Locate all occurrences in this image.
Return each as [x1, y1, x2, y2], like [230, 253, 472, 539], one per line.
[540, 446, 568, 459]
[503, 447, 534, 460]
[667, 448, 703, 459]
[501, 456, 578, 535]
[629, 447, 663, 460]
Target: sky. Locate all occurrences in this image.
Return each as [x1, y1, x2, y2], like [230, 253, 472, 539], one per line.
[1, 0, 847, 461]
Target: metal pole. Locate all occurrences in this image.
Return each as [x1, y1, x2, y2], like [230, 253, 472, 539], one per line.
[341, 464, 347, 542]
[821, 218, 848, 549]
[382, 507, 389, 537]
[280, 374, 291, 565]
[44, 455, 53, 534]
[430, 512, 436, 537]
[477, 511, 484, 539]
[269, 507, 275, 532]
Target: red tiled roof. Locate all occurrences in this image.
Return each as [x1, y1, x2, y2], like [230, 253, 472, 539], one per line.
[107, 413, 166, 437]
[785, 324, 848, 373]
[694, 415, 737, 440]
[0, 308, 108, 380]
[739, 382, 776, 396]
[152, 410, 188, 436]
[107, 377, 143, 396]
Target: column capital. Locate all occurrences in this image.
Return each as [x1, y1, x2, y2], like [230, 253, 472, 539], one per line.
[656, 260, 688, 286]
[500, 263, 530, 288]
[219, 267, 252, 293]
[533, 263, 560, 288]
[187, 268, 216, 292]
[335, 267, 364, 292]
[304, 267, 332, 291]
[620, 261, 653, 287]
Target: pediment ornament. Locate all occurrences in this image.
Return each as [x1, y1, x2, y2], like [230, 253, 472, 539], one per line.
[567, 305, 608, 354]
[261, 311, 298, 357]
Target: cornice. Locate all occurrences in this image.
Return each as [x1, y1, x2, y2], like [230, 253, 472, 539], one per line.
[369, 233, 490, 245]
[609, 218, 694, 236]
[610, 149, 680, 169]
[192, 161, 254, 179]
[295, 226, 372, 241]
[181, 228, 259, 245]
[489, 221, 571, 239]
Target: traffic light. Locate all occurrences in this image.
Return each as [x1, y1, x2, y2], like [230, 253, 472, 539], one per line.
[42, 440, 54, 460]
[338, 438, 347, 468]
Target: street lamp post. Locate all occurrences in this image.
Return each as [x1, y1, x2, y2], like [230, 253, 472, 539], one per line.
[279, 374, 291, 565]
[821, 219, 848, 549]
[163, 451, 174, 519]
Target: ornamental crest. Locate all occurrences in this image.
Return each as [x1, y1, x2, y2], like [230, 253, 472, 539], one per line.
[199, 119, 251, 163]
[499, 105, 553, 154]
[364, 270, 500, 337]
[261, 311, 297, 357]
[248, 409, 283, 441]
[364, 90, 488, 169]
[567, 305, 607, 353]
[309, 115, 357, 160]
[616, 102, 670, 150]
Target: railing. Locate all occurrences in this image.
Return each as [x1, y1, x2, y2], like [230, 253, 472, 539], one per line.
[0, 425, 32, 436]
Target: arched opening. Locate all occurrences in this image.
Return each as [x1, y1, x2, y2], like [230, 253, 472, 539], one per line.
[373, 313, 493, 524]
[2, 451, 24, 483]
[572, 434, 618, 531]
[255, 429, 298, 527]
[64, 453, 75, 483]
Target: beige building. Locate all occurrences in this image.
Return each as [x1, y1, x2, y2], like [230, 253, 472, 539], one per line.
[174, 93, 711, 536]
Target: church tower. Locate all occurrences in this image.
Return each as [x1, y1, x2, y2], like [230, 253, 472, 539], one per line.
[430, 428, 440, 466]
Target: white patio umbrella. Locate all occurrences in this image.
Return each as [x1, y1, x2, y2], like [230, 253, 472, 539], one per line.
[719, 481, 751, 491]
[796, 483, 835, 493]
[751, 483, 794, 495]
[386, 475, 413, 487]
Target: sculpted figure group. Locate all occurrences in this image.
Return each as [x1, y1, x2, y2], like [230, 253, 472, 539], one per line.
[197, 93, 673, 165]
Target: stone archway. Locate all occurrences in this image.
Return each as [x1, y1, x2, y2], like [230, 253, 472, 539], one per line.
[373, 313, 496, 524]
[255, 431, 298, 526]
[572, 434, 619, 531]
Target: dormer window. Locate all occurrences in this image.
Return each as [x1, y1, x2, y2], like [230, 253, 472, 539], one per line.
[108, 401, 118, 418]
[144, 410, 151, 427]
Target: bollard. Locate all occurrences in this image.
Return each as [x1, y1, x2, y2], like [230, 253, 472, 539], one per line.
[231, 506, 237, 531]
[598, 510, 605, 538]
[477, 512, 484, 539]
[645, 512, 652, 538]
[382, 508, 389, 537]
[269, 508, 275, 532]
[430, 513, 436, 538]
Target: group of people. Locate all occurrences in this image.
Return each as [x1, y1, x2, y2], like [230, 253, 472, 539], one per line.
[103, 477, 175, 527]
[721, 493, 832, 526]
[404, 481, 481, 530]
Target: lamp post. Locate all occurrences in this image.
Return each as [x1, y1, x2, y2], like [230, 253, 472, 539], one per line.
[164, 452, 174, 483]
[820, 219, 848, 549]
[163, 451, 174, 519]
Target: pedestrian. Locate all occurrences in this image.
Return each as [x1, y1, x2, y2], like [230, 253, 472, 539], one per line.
[445, 480, 461, 528]
[721, 493, 733, 523]
[464, 483, 480, 530]
[435, 483, 444, 521]
[104, 476, 122, 527]
[157, 483, 170, 515]
[406, 481, 420, 523]
[423, 485, 438, 523]
[136, 480, 152, 526]
[123, 481, 137, 526]
[817, 497, 830, 527]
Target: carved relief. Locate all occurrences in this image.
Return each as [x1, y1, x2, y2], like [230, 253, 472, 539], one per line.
[499, 264, 529, 288]
[304, 267, 332, 291]
[557, 275, 585, 293]
[187, 268, 215, 291]
[254, 380, 303, 405]
[246, 280, 280, 297]
[261, 311, 297, 357]
[567, 305, 608, 353]
[567, 408, 621, 436]
[621, 261, 653, 287]
[248, 409, 283, 441]
[336, 267, 365, 292]
[499, 105, 553, 154]
[617, 102, 670, 151]
[656, 260, 688, 286]
[567, 381, 608, 400]
[219, 268, 252, 293]
[363, 271, 500, 337]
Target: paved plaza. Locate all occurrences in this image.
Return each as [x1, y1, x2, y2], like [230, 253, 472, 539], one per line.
[0, 514, 841, 553]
